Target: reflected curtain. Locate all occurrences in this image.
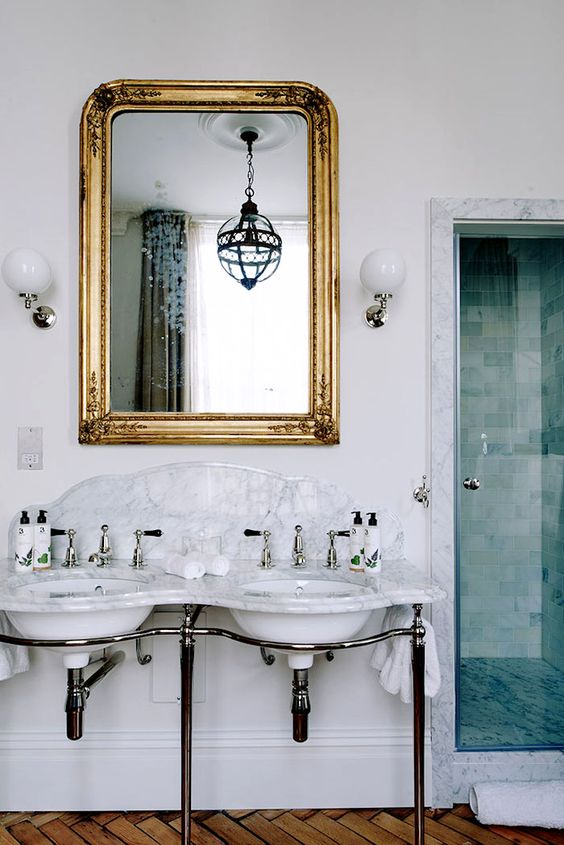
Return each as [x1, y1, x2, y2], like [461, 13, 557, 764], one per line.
[135, 210, 188, 411]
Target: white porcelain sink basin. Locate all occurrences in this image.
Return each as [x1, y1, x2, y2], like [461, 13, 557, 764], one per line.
[229, 576, 373, 669]
[20, 577, 144, 596]
[7, 573, 154, 669]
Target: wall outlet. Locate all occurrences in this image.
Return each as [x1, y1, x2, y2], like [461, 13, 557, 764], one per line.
[17, 427, 43, 471]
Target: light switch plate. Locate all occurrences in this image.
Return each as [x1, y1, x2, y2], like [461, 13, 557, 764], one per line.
[17, 426, 43, 471]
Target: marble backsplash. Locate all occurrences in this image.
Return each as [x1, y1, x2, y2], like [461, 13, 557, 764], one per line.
[8, 462, 405, 566]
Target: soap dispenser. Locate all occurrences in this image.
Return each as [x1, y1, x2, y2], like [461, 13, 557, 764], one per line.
[364, 512, 381, 574]
[349, 511, 365, 572]
[15, 511, 34, 571]
[33, 509, 52, 571]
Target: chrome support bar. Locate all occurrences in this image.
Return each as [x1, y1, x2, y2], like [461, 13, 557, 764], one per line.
[411, 603, 425, 845]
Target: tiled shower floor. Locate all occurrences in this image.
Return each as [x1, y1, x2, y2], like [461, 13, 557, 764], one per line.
[458, 657, 564, 749]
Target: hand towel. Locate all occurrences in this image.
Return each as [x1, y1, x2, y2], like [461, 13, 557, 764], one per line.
[370, 605, 441, 702]
[165, 554, 206, 580]
[469, 780, 564, 828]
[0, 611, 30, 681]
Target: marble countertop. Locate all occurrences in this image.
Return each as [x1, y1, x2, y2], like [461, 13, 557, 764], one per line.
[0, 558, 445, 615]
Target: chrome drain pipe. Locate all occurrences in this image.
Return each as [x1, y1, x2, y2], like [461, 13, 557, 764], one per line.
[291, 668, 311, 743]
[65, 651, 125, 740]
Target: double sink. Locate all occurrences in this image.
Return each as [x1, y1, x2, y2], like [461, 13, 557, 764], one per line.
[2, 559, 444, 668]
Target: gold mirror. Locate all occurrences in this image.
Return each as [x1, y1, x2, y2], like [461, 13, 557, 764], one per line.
[79, 80, 339, 444]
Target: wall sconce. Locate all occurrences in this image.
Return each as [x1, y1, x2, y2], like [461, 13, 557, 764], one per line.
[1, 248, 56, 329]
[360, 248, 406, 328]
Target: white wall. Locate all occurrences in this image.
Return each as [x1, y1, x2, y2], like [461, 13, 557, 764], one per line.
[2, 0, 564, 810]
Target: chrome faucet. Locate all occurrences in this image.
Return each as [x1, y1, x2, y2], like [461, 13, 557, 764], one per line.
[244, 528, 273, 568]
[292, 524, 306, 567]
[89, 524, 112, 566]
[324, 529, 349, 569]
[130, 529, 163, 568]
[62, 528, 79, 568]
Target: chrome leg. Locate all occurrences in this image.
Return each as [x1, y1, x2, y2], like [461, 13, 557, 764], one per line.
[180, 605, 196, 845]
[411, 603, 425, 845]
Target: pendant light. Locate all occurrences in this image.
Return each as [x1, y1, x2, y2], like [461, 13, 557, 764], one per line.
[217, 129, 282, 290]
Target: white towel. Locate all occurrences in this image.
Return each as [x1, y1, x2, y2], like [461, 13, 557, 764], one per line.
[469, 780, 564, 828]
[165, 554, 206, 580]
[205, 554, 231, 577]
[369, 605, 440, 702]
[164, 550, 231, 579]
[0, 611, 30, 681]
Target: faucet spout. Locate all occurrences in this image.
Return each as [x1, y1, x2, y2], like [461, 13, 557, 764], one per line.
[291, 524, 306, 567]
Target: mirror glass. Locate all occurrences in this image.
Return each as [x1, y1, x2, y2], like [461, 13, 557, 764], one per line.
[110, 111, 309, 414]
[79, 80, 338, 444]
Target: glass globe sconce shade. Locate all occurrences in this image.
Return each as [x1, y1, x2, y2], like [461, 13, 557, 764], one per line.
[360, 248, 406, 328]
[1, 248, 56, 329]
[217, 129, 282, 291]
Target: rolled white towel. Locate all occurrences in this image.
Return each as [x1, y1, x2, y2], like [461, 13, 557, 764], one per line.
[370, 605, 441, 702]
[206, 554, 231, 577]
[470, 780, 564, 828]
[173, 549, 231, 577]
[0, 611, 30, 681]
[165, 553, 205, 580]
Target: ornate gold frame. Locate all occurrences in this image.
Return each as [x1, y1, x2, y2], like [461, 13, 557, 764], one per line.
[79, 80, 339, 444]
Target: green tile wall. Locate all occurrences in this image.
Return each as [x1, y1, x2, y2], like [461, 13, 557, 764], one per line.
[459, 238, 543, 659]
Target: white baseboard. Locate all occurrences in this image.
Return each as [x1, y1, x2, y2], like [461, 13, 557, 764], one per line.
[0, 727, 431, 810]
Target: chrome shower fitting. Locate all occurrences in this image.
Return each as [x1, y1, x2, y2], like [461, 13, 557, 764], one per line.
[243, 528, 273, 568]
[413, 475, 431, 508]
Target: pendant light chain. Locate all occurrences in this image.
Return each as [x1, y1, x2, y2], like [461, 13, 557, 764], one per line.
[245, 139, 255, 201]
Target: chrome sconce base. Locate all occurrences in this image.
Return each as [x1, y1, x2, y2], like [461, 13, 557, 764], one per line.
[365, 293, 392, 328]
[32, 304, 57, 329]
[19, 294, 56, 329]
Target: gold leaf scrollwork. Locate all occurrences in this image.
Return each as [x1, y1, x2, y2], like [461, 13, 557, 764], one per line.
[87, 83, 162, 156]
[256, 85, 331, 158]
[269, 376, 338, 444]
[79, 372, 146, 443]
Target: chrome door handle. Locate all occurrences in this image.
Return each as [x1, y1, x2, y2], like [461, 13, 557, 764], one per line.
[463, 478, 480, 490]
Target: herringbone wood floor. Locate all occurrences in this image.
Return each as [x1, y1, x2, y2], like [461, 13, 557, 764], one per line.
[1, 805, 563, 845]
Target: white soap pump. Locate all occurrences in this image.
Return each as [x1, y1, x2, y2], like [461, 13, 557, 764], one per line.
[349, 510, 365, 572]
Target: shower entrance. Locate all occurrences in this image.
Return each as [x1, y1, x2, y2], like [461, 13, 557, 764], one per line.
[456, 223, 564, 751]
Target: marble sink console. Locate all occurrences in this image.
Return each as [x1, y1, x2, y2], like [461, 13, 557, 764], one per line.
[0, 557, 444, 616]
[3, 463, 445, 662]
[0, 556, 445, 667]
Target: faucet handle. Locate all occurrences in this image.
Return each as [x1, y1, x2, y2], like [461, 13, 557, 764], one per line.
[131, 528, 163, 568]
[62, 528, 79, 568]
[324, 529, 350, 569]
[244, 528, 274, 568]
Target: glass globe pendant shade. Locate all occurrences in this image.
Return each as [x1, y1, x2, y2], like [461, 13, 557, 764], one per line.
[360, 248, 406, 295]
[2, 248, 51, 296]
[217, 200, 282, 291]
[217, 128, 282, 290]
